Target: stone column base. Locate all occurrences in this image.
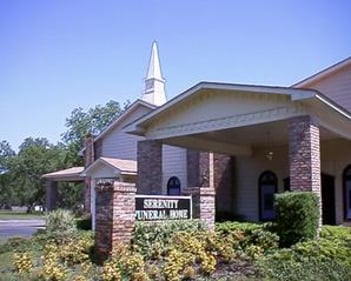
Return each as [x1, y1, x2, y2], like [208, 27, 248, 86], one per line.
[94, 182, 136, 263]
[183, 187, 216, 230]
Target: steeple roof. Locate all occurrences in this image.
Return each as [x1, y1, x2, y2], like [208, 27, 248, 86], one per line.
[146, 41, 164, 81]
[141, 41, 167, 106]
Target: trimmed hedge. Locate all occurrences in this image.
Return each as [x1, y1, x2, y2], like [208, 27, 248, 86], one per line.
[275, 192, 319, 247]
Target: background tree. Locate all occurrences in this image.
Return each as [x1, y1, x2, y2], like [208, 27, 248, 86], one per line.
[0, 141, 16, 208]
[8, 137, 66, 212]
[62, 100, 129, 165]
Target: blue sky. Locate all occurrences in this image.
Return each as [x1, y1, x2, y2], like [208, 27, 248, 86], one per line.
[1, 0, 350, 150]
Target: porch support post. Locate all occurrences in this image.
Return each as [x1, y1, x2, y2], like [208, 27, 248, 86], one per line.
[184, 152, 216, 230]
[94, 182, 136, 264]
[46, 180, 58, 211]
[137, 140, 162, 194]
[288, 115, 322, 225]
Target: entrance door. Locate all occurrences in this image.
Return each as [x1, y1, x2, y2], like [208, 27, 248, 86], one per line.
[321, 173, 336, 225]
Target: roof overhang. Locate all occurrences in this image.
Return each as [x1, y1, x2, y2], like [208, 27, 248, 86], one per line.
[125, 81, 351, 142]
[292, 56, 351, 88]
[78, 99, 156, 156]
[81, 157, 137, 177]
[41, 167, 84, 182]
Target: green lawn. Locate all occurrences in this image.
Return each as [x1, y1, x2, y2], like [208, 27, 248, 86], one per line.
[0, 210, 45, 220]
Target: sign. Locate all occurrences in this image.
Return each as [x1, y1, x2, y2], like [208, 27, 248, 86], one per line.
[135, 195, 192, 221]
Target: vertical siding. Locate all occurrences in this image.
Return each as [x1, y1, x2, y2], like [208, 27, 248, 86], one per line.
[101, 106, 151, 160]
[302, 65, 351, 111]
[162, 145, 187, 194]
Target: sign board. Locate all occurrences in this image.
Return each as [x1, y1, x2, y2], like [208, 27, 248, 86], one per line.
[135, 195, 192, 221]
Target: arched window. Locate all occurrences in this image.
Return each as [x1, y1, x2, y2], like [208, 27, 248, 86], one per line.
[167, 176, 181, 195]
[259, 171, 278, 221]
[343, 165, 351, 220]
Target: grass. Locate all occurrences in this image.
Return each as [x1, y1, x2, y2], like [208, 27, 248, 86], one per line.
[0, 210, 45, 220]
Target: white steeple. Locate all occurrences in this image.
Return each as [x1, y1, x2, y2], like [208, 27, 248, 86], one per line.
[142, 41, 167, 106]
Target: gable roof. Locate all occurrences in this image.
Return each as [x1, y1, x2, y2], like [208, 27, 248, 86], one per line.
[42, 167, 84, 181]
[126, 81, 318, 135]
[292, 56, 351, 88]
[82, 157, 137, 176]
[126, 81, 351, 140]
[79, 99, 156, 155]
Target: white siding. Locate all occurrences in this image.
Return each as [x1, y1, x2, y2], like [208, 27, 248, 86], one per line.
[233, 138, 351, 224]
[102, 106, 151, 160]
[162, 145, 187, 194]
[234, 145, 289, 221]
[304, 64, 351, 111]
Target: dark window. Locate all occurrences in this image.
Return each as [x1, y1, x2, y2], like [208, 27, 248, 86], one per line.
[167, 176, 181, 195]
[259, 171, 278, 221]
[343, 165, 351, 220]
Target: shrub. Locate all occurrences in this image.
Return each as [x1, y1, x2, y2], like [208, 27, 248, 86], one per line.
[0, 237, 33, 254]
[132, 220, 205, 258]
[257, 237, 351, 280]
[275, 192, 319, 247]
[46, 209, 77, 236]
[76, 215, 92, 230]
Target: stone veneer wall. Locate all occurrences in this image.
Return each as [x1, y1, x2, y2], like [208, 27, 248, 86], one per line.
[183, 187, 216, 230]
[288, 115, 322, 226]
[137, 140, 162, 194]
[95, 182, 136, 263]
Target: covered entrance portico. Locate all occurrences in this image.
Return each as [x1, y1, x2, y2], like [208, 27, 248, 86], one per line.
[128, 82, 351, 225]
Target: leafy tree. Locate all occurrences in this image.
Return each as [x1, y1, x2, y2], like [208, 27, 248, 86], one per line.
[62, 100, 129, 149]
[8, 137, 66, 212]
[0, 141, 16, 208]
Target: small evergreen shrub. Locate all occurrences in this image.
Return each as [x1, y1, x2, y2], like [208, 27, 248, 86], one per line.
[257, 237, 351, 280]
[76, 215, 92, 230]
[275, 192, 319, 247]
[46, 209, 77, 237]
[132, 219, 205, 258]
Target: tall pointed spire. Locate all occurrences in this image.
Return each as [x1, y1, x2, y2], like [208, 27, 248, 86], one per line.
[142, 41, 167, 106]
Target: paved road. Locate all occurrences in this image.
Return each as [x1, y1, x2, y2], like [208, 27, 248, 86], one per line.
[0, 219, 45, 239]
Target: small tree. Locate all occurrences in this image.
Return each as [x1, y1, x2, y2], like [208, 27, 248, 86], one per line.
[275, 192, 319, 247]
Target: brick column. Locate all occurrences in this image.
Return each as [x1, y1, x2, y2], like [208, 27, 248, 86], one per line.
[46, 180, 58, 211]
[137, 140, 162, 194]
[186, 150, 210, 187]
[288, 115, 321, 224]
[183, 187, 216, 230]
[95, 182, 136, 263]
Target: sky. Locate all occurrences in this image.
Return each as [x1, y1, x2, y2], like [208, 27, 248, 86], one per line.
[1, 0, 350, 151]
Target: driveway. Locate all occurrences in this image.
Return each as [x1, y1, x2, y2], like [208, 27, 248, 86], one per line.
[0, 219, 45, 239]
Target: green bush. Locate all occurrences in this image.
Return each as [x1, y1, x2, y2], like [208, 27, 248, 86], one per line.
[257, 237, 351, 280]
[275, 192, 319, 247]
[132, 220, 205, 258]
[215, 221, 262, 235]
[0, 237, 33, 254]
[321, 225, 351, 241]
[46, 209, 77, 237]
[76, 215, 92, 230]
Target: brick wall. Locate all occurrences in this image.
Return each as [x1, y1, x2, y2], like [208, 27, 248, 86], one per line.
[214, 154, 233, 213]
[94, 181, 136, 263]
[183, 187, 216, 230]
[288, 115, 322, 227]
[137, 140, 162, 194]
